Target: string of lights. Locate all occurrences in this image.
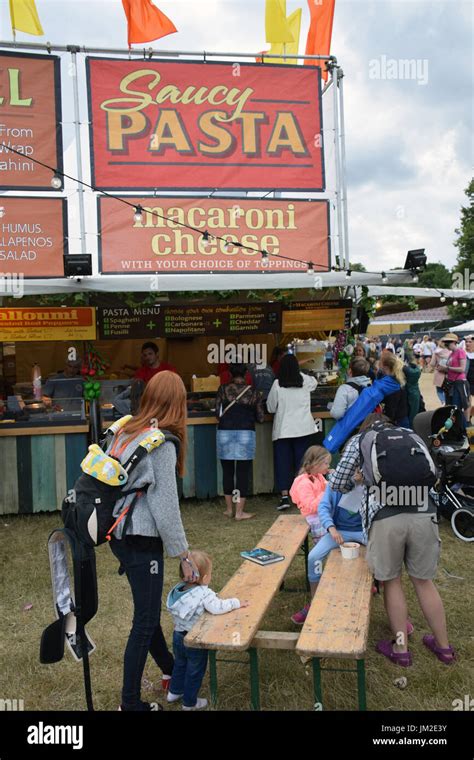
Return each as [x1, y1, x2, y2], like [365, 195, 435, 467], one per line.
[0, 142, 442, 289]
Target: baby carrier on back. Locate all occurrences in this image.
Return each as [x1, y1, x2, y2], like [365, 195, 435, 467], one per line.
[39, 416, 179, 710]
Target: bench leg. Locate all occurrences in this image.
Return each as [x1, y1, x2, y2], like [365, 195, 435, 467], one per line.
[356, 659, 367, 711]
[304, 534, 310, 592]
[312, 657, 323, 710]
[209, 650, 218, 708]
[248, 648, 261, 711]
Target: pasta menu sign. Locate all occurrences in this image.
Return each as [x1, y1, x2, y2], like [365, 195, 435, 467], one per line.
[0, 52, 63, 189]
[86, 58, 324, 191]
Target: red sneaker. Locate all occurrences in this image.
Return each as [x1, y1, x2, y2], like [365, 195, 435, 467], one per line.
[291, 604, 310, 625]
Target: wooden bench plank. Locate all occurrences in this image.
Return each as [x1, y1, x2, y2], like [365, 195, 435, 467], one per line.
[296, 547, 372, 660]
[251, 631, 299, 650]
[185, 515, 309, 652]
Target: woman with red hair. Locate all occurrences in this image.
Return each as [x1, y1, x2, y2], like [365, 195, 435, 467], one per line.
[107, 371, 192, 711]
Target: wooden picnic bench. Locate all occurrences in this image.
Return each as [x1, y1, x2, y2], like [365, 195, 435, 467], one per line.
[296, 546, 373, 710]
[185, 514, 310, 709]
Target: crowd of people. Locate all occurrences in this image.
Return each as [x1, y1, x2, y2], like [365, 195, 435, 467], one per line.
[102, 331, 473, 710]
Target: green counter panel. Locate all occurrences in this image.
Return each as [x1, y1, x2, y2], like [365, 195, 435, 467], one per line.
[0, 432, 88, 515]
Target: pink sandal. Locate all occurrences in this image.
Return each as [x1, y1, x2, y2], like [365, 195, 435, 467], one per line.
[423, 634, 456, 665]
[376, 639, 412, 667]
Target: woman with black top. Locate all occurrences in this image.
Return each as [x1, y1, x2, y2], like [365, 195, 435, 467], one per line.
[215, 363, 265, 520]
[377, 350, 410, 427]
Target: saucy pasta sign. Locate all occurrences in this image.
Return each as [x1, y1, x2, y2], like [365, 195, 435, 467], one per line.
[98, 196, 329, 273]
[87, 58, 324, 191]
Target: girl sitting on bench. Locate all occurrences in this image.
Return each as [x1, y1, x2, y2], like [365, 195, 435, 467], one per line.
[290, 446, 332, 545]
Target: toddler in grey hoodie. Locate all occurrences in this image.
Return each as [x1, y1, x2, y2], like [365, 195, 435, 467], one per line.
[166, 549, 248, 710]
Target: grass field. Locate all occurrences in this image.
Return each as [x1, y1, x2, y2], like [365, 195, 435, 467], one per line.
[1, 496, 472, 712]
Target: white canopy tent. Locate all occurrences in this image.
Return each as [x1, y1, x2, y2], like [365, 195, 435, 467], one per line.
[449, 319, 474, 331]
[5, 269, 416, 296]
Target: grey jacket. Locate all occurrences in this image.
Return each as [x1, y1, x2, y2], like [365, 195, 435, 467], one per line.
[329, 376, 372, 420]
[106, 429, 188, 557]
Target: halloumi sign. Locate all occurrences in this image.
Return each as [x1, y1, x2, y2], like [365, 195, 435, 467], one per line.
[86, 58, 324, 191]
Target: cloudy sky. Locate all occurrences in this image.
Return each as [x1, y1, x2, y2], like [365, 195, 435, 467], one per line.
[0, 0, 471, 272]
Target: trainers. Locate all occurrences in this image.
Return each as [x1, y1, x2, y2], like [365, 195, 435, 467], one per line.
[167, 691, 183, 703]
[182, 697, 208, 711]
[291, 603, 310, 625]
[277, 497, 291, 511]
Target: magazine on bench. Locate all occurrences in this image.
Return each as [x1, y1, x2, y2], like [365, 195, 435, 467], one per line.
[240, 548, 285, 566]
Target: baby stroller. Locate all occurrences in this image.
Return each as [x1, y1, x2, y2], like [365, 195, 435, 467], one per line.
[413, 406, 474, 542]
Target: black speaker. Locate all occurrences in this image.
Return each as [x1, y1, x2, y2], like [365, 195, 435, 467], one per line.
[404, 249, 426, 270]
[63, 254, 92, 277]
[356, 306, 370, 333]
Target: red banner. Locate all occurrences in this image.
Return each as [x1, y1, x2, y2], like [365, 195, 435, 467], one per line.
[0, 197, 67, 277]
[98, 196, 329, 273]
[87, 58, 324, 191]
[0, 52, 62, 190]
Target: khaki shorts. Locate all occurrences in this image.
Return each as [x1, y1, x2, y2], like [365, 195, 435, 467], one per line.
[367, 513, 441, 581]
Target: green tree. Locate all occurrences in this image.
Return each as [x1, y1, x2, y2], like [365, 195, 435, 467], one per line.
[417, 262, 452, 290]
[449, 179, 474, 321]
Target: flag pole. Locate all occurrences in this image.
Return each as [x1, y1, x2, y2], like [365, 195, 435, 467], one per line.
[331, 62, 344, 270]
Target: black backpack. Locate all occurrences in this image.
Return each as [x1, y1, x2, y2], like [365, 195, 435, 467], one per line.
[40, 417, 179, 710]
[359, 422, 437, 490]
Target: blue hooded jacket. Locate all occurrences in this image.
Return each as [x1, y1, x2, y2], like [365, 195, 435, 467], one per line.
[323, 375, 400, 453]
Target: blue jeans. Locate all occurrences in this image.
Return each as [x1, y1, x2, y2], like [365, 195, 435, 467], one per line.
[110, 536, 174, 710]
[436, 387, 446, 404]
[170, 630, 208, 707]
[308, 530, 366, 582]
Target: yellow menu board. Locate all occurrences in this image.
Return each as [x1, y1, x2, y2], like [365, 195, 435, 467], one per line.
[0, 307, 96, 341]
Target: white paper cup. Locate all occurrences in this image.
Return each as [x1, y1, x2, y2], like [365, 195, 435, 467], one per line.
[340, 542, 360, 559]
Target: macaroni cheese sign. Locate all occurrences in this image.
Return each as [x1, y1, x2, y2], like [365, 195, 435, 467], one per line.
[0, 52, 63, 190]
[87, 58, 324, 191]
[98, 196, 329, 273]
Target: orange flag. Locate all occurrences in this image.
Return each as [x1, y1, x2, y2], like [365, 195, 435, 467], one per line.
[121, 0, 177, 46]
[304, 0, 335, 81]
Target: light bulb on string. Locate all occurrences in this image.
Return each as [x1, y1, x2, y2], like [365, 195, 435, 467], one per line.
[0, 206, 5, 218]
[381, 272, 388, 284]
[462, 302, 467, 308]
[453, 300, 458, 307]
[440, 294, 446, 303]
[375, 300, 382, 309]
[345, 269, 352, 279]
[51, 173, 62, 189]
[412, 273, 419, 283]
[306, 262, 314, 275]
[202, 230, 211, 248]
[133, 205, 144, 223]
[261, 250, 269, 267]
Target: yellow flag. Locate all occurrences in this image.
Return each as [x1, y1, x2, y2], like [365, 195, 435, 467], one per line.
[9, 0, 44, 36]
[265, 0, 294, 43]
[265, 9, 302, 64]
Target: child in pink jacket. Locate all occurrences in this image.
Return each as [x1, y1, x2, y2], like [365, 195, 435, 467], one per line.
[290, 446, 332, 543]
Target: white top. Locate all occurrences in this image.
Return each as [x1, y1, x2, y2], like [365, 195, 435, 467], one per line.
[266, 374, 317, 441]
[385, 342, 395, 352]
[413, 342, 422, 354]
[423, 341, 436, 355]
[167, 583, 240, 633]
